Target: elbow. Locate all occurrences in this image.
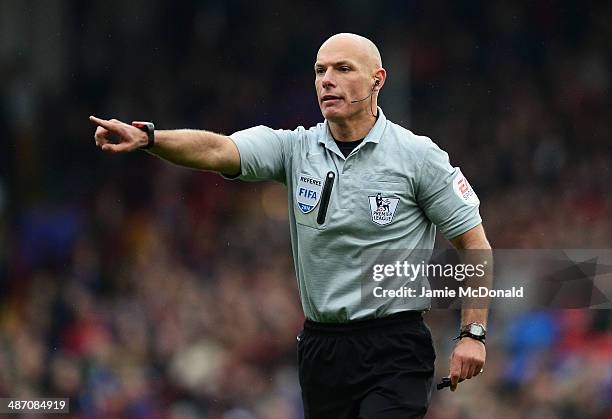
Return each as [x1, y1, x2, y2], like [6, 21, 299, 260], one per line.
[450, 224, 491, 250]
[207, 135, 241, 174]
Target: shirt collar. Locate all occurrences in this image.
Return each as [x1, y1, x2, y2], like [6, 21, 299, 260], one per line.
[319, 107, 387, 152]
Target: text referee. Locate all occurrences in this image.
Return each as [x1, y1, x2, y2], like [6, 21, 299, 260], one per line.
[90, 33, 491, 418]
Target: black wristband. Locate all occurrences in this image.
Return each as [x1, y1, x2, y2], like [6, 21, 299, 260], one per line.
[132, 121, 155, 149]
[454, 331, 486, 344]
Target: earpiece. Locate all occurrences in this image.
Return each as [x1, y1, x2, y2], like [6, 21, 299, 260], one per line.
[374, 79, 380, 86]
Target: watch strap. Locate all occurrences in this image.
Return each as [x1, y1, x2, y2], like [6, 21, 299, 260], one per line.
[132, 121, 155, 149]
[455, 331, 486, 343]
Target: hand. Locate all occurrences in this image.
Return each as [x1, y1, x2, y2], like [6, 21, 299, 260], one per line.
[89, 115, 148, 153]
[448, 337, 486, 391]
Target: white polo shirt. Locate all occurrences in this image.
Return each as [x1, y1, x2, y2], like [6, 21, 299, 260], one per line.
[229, 108, 482, 322]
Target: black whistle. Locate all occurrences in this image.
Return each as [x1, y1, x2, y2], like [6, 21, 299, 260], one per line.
[436, 377, 466, 390]
[436, 377, 452, 390]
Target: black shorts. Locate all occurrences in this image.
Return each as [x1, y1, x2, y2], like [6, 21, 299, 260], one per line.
[297, 311, 436, 419]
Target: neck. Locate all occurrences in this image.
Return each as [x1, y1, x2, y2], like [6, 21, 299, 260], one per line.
[328, 109, 378, 141]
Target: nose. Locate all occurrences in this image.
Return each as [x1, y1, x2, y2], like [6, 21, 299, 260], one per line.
[321, 68, 335, 89]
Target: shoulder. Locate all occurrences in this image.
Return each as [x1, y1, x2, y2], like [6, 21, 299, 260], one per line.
[302, 121, 325, 138]
[231, 124, 312, 143]
[274, 121, 323, 141]
[385, 120, 442, 158]
[286, 121, 326, 150]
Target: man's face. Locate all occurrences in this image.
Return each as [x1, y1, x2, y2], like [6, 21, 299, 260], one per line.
[314, 38, 375, 122]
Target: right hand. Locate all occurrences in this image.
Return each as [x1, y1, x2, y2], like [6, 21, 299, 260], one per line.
[89, 115, 148, 153]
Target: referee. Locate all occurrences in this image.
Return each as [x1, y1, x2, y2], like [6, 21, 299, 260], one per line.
[90, 33, 491, 419]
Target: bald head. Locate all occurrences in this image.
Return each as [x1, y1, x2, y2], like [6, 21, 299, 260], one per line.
[317, 33, 382, 71]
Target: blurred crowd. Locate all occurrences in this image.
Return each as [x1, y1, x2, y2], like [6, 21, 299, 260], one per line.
[1, 1, 611, 418]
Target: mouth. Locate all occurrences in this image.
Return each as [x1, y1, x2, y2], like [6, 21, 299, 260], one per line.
[321, 94, 342, 103]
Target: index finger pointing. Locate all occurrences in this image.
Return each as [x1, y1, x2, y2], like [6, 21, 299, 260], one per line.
[89, 115, 116, 130]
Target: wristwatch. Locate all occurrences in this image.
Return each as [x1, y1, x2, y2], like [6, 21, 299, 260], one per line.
[132, 121, 155, 149]
[456, 322, 486, 343]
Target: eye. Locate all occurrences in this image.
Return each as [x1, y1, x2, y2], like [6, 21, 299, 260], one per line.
[339, 66, 351, 72]
[315, 67, 325, 75]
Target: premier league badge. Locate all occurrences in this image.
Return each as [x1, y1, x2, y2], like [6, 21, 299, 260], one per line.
[296, 173, 324, 213]
[369, 193, 399, 225]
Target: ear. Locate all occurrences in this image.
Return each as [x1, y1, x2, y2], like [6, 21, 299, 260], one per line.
[374, 68, 386, 89]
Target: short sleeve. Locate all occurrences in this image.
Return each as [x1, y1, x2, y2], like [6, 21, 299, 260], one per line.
[226, 125, 295, 184]
[416, 142, 482, 239]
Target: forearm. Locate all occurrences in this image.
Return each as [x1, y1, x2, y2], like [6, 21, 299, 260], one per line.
[448, 238, 491, 390]
[461, 308, 488, 328]
[147, 129, 240, 174]
[460, 244, 492, 328]
[450, 225, 492, 328]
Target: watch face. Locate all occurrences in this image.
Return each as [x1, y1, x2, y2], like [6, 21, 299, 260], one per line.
[468, 324, 485, 336]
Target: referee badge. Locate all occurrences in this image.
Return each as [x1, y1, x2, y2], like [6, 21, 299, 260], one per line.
[296, 173, 324, 213]
[369, 193, 399, 225]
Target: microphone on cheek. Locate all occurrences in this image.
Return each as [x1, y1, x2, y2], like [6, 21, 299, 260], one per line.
[350, 79, 380, 103]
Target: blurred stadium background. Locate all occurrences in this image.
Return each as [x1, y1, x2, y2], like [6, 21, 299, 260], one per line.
[1, 1, 611, 418]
